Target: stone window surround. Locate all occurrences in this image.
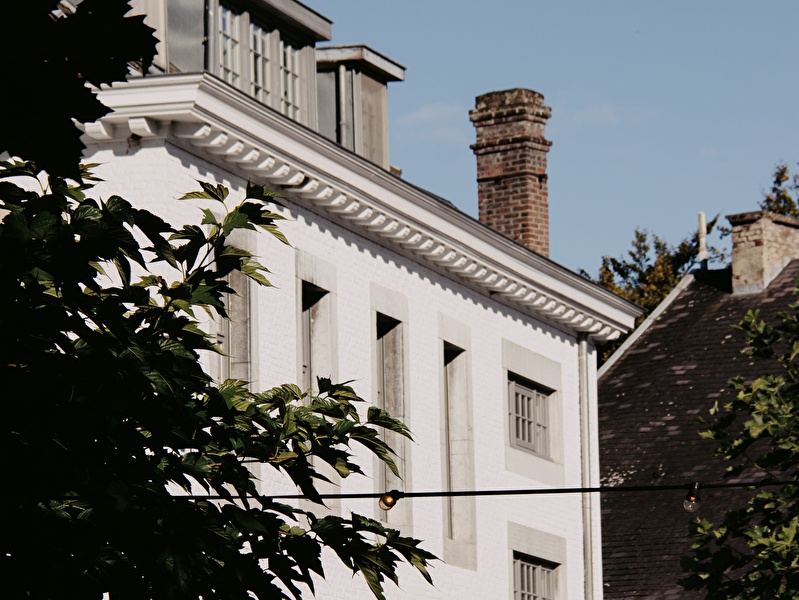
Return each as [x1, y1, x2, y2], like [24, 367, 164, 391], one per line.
[438, 314, 476, 570]
[508, 521, 567, 600]
[503, 339, 564, 487]
[295, 250, 338, 391]
[295, 250, 340, 515]
[370, 283, 412, 531]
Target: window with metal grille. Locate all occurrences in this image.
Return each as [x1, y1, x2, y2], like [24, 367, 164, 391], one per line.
[509, 375, 551, 457]
[513, 553, 557, 600]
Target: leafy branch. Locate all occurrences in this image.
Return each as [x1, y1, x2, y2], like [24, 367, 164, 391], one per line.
[0, 163, 435, 599]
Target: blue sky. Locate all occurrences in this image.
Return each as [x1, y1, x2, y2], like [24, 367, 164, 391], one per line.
[314, 1, 799, 273]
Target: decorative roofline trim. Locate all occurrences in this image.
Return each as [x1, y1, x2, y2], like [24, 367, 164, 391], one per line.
[84, 73, 642, 342]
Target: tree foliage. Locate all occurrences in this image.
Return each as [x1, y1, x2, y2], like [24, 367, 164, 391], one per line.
[680, 304, 799, 598]
[760, 163, 799, 217]
[0, 164, 434, 599]
[0, 0, 156, 179]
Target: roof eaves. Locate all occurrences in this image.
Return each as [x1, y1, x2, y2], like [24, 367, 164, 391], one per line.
[86, 73, 640, 340]
[598, 272, 696, 379]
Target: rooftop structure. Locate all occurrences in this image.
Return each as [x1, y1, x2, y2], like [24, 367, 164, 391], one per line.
[599, 211, 799, 598]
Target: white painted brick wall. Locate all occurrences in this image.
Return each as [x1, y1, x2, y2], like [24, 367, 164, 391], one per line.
[85, 140, 600, 600]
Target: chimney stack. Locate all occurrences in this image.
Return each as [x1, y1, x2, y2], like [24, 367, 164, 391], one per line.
[728, 211, 799, 293]
[470, 88, 552, 256]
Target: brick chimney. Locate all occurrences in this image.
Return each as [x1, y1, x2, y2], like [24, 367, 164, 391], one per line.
[470, 89, 552, 256]
[729, 211, 799, 294]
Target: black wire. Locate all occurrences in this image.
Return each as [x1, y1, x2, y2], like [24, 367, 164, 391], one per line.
[183, 479, 790, 502]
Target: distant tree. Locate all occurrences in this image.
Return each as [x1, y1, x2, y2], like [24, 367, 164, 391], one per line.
[588, 163, 799, 365]
[582, 220, 719, 362]
[0, 0, 156, 179]
[680, 304, 799, 599]
[0, 164, 434, 599]
[760, 163, 799, 217]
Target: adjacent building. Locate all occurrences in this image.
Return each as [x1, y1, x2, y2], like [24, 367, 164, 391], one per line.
[598, 211, 799, 598]
[82, 1, 641, 597]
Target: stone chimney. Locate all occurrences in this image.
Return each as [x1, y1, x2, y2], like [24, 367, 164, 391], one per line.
[470, 89, 552, 256]
[729, 211, 799, 294]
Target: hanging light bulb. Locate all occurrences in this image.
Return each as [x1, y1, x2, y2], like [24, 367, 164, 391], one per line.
[378, 490, 403, 511]
[683, 482, 702, 513]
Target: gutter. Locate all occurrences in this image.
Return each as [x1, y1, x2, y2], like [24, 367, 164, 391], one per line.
[578, 333, 595, 600]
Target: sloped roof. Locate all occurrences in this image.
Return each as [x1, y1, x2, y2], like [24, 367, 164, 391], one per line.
[598, 261, 799, 598]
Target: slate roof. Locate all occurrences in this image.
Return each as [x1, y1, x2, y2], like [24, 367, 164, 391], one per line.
[598, 260, 799, 599]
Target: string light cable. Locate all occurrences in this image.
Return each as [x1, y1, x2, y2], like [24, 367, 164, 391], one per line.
[180, 479, 790, 513]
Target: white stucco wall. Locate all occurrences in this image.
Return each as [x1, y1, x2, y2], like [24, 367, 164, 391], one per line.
[85, 138, 600, 599]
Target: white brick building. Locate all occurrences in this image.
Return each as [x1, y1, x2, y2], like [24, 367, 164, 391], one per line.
[82, 1, 640, 598]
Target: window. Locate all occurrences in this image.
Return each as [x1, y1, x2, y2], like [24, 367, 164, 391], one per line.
[300, 281, 330, 392]
[279, 39, 301, 119]
[218, 4, 241, 86]
[439, 316, 476, 568]
[513, 553, 557, 600]
[442, 342, 466, 537]
[211, 1, 309, 121]
[442, 342, 463, 536]
[503, 340, 563, 484]
[509, 374, 551, 458]
[376, 312, 405, 499]
[217, 270, 251, 383]
[250, 22, 271, 103]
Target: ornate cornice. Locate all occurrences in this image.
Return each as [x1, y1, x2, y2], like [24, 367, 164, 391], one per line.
[84, 73, 641, 341]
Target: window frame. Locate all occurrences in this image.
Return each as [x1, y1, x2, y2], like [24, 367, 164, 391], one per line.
[509, 375, 552, 458]
[249, 20, 272, 104]
[375, 312, 405, 498]
[216, 269, 251, 384]
[370, 284, 411, 528]
[300, 280, 330, 392]
[217, 3, 242, 87]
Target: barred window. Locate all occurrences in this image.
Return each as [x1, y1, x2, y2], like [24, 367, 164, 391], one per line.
[513, 553, 556, 600]
[509, 375, 551, 457]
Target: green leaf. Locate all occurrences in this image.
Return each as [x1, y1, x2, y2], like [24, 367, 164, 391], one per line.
[261, 223, 291, 245]
[246, 181, 285, 206]
[200, 208, 219, 225]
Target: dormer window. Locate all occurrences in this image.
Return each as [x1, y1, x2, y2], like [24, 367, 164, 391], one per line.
[214, 2, 302, 119]
[203, 0, 330, 127]
[316, 46, 404, 168]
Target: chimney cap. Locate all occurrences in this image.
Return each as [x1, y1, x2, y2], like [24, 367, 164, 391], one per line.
[728, 210, 799, 229]
[474, 87, 548, 106]
[471, 88, 551, 122]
